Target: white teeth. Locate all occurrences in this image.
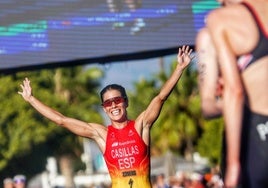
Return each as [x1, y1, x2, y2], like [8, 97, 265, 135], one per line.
[111, 109, 119, 115]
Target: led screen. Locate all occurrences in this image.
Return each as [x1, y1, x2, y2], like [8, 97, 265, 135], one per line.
[0, 0, 219, 73]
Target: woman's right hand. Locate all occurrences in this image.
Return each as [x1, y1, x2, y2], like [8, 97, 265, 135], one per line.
[18, 78, 33, 102]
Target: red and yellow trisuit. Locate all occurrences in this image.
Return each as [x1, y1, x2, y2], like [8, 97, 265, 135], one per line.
[104, 120, 151, 188]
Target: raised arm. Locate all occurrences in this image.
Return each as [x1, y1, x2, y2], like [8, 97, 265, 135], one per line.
[18, 78, 107, 151]
[138, 45, 193, 129]
[196, 28, 223, 119]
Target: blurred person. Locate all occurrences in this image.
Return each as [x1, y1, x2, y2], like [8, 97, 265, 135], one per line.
[208, 174, 224, 188]
[168, 175, 184, 188]
[3, 177, 13, 188]
[151, 175, 158, 188]
[18, 46, 193, 188]
[205, 0, 268, 187]
[190, 172, 205, 188]
[13, 175, 26, 188]
[182, 176, 192, 188]
[155, 173, 169, 188]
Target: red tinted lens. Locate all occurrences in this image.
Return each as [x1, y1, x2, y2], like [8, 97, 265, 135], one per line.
[113, 97, 125, 104]
[102, 97, 125, 107]
[102, 100, 112, 107]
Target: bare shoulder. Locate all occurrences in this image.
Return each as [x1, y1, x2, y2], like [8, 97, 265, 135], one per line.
[207, 4, 246, 26]
[207, 3, 260, 54]
[87, 122, 108, 138]
[134, 111, 149, 133]
[135, 112, 145, 128]
[86, 122, 108, 153]
[89, 122, 108, 132]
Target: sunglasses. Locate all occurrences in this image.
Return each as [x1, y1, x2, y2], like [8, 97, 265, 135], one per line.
[102, 96, 126, 107]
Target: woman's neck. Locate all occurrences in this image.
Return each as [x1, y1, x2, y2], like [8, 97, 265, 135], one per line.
[111, 119, 129, 129]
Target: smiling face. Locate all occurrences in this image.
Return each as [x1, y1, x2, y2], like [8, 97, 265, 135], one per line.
[102, 89, 128, 123]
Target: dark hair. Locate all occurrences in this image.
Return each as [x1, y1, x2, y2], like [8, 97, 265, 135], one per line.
[100, 84, 128, 103]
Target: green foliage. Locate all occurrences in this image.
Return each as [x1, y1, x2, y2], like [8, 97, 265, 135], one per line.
[0, 66, 104, 175]
[197, 118, 224, 164]
[127, 78, 158, 119]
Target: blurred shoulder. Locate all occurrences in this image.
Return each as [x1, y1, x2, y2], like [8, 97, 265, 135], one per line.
[206, 4, 245, 30]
